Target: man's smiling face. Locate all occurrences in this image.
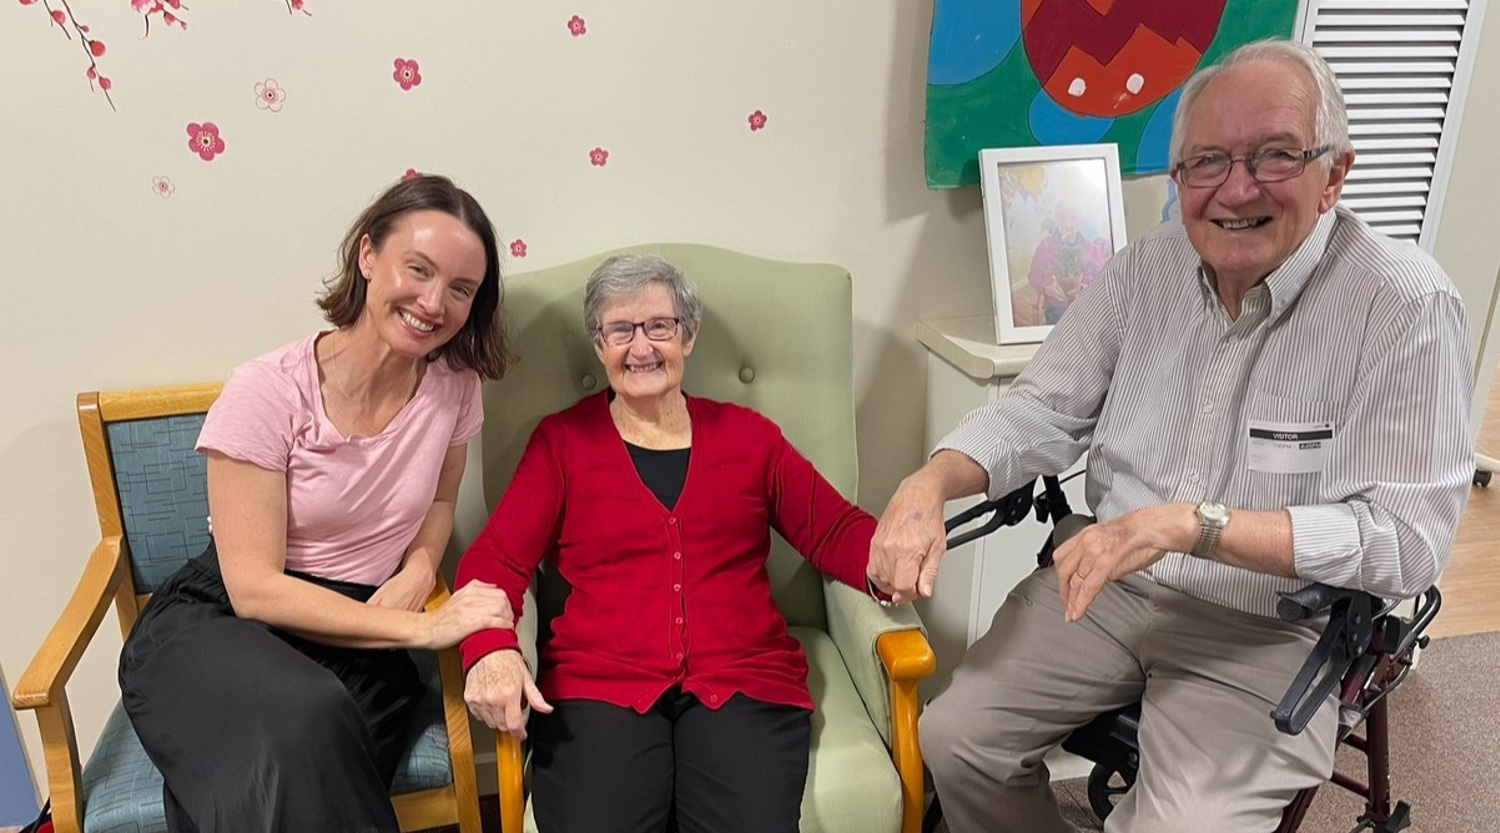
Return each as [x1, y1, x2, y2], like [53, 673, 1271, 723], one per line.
[1176, 59, 1352, 288]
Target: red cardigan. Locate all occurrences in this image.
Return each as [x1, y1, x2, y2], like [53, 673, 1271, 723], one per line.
[457, 392, 875, 712]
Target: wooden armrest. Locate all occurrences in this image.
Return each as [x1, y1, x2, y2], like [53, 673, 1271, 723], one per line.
[12, 537, 126, 710]
[877, 629, 936, 681]
[877, 629, 936, 833]
[424, 571, 453, 610]
[496, 731, 525, 833]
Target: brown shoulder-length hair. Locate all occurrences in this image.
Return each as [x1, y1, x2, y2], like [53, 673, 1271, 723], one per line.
[317, 174, 514, 380]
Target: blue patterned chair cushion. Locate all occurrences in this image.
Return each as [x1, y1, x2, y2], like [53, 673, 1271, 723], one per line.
[82, 651, 453, 832]
[106, 416, 211, 594]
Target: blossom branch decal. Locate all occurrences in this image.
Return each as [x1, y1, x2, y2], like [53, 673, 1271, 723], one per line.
[23, 0, 306, 110]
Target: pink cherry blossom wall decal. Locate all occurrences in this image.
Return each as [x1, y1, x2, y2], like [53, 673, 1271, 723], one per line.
[567, 15, 586, 36]
[255, 79, 286, 112]
[589, 147, 609, 167]
[152, 176, 175, 198]
[402, 169, 423, 181]
[510, 240, 528, 258]
[748, 110, 768, 131]
[187, 122, 226, 161]
[393, 58, 422, 91]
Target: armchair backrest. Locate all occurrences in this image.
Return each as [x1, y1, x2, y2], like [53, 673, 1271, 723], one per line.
[480, 243, 858, 629]
[77, 385, 221, 631]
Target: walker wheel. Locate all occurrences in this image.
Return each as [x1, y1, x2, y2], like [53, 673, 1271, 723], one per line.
[1086, 763, 1134, 821]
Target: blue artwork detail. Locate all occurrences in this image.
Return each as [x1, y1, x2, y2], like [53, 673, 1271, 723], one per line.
[928, 0, 1023, 86]
[1137, 88, 1184, 175]
[1162, 178, 1181, 223]
[1028, 89, 1114, 146]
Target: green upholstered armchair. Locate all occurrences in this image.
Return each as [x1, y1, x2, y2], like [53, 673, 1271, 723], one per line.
[481, 244, 935, 833]
[10, 385, 483, 833]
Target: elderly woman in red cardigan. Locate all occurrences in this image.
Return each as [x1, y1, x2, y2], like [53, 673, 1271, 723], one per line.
[456, 253, 883, 833]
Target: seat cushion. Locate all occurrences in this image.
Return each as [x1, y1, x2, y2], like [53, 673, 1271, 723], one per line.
[522, 626, 902, 833]
[81, 651, 452, 833]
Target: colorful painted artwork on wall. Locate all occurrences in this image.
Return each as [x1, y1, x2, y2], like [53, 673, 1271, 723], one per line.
[924, 0, 1298, 188]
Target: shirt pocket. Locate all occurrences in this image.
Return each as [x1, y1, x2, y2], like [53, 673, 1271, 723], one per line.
[1239, 390, 1342, 505]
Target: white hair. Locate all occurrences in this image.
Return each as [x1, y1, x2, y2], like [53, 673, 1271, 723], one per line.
[1169, 39, 1351, 167]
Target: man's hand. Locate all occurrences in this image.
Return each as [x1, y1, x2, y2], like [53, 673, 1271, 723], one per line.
[1053, 503, 1194, 622]
[870, 473, 949, 603]
[465, 649, 553, 741]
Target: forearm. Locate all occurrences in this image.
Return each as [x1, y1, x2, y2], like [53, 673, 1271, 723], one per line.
[231, 571, 431, 649]
[401, 499, 456, 577]
[1152, 503, 1298, 578]
[907, 450, 992, 503]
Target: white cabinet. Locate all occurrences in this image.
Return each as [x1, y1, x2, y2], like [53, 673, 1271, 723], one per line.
[914, 315, 1091, 779]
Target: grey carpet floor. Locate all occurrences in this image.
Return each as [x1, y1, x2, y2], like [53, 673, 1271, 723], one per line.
[1042, 629, 1500, 833]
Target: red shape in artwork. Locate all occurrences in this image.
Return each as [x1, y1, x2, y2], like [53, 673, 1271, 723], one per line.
[19, 0, 37, 6]
[402, 168, 423, 181]
[510, 240, 528, 258]
[1021, 0, 1226, 117]
[589, 147, 609, 167]
[568, 15, 587, 37]
[98, 77, 112, 91]
[50, 9, 64, 23]
[748, 110, 768, 132]
[187, 122, 225, 161]
[89, 39, 106, 57]
[393, 58, 422, 91]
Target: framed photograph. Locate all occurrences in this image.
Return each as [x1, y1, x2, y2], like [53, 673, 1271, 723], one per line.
[979, 144, 1128, 345]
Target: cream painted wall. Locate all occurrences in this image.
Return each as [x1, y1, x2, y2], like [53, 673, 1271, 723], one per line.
[2, 0, 1497, 798]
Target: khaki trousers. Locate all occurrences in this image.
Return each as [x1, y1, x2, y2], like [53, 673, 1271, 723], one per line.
[921, 567, 1338, 833]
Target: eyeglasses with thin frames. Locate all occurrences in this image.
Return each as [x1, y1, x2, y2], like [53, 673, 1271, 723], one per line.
[1173, 144, 1333, 188]
[597, 317, 681, 346]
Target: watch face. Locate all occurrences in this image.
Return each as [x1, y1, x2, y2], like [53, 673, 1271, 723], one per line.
[1200, 502, 1229, 525]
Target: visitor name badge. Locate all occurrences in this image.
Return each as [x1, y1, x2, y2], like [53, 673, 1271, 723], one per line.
[1247, 420, 1333, 474]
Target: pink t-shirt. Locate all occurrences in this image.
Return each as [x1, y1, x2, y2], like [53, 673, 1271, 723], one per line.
[196, 334, 484, 585]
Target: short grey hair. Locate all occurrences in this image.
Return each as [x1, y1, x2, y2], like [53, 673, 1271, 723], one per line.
[583, 254, 704, 342]
[1169, 39, 1351, 168]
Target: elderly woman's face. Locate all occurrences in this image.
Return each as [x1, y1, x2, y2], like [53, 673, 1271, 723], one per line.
[594, 283, 695, 404]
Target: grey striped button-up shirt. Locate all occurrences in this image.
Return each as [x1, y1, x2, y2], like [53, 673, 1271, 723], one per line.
[940, 206, 1474, 618]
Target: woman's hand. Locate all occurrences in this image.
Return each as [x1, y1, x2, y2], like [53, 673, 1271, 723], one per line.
[420, 580, 515, 650]
[465, 649, 553, 740]
[368, 561, 437, 612]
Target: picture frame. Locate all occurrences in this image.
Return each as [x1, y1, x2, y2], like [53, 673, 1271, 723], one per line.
[979, 143, 1128, 345]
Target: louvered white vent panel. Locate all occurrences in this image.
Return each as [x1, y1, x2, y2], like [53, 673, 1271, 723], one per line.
[1305, 0, 1481, 247]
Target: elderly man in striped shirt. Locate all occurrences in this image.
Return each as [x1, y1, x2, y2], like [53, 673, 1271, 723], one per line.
[871, 40, 1474, 833]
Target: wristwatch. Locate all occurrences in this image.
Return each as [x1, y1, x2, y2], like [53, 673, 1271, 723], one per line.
[1192, 501, 1230, 560]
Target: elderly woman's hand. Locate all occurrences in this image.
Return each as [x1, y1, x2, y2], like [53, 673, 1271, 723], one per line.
[465, 649, 553, 740]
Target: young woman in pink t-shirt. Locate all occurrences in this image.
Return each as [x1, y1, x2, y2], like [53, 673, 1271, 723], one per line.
[120, 175, 515, 833]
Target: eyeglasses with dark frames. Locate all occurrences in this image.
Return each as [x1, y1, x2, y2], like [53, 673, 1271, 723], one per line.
[597, 317, 681, 346]
[1173, 144, 1333, 188]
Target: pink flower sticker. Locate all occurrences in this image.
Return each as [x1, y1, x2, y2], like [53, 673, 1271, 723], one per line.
[186, 122, 225, 162]
[152, 176, 175, 198]
[393, 58, 422, 91]
[255, 79, 286, 112]
[589, 147, 609, 167]
[510, 240, 528, 258]
[402, 168, 422, 181]
[567, 15, 586, 36]
[748, 110, 768, 131]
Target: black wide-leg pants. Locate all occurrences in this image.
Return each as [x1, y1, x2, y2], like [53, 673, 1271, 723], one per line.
[530, 686, 812, 833]
[119, 545, 424, 833]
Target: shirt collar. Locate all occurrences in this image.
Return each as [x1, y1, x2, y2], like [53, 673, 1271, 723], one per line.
[1196, 208, 1339, 323]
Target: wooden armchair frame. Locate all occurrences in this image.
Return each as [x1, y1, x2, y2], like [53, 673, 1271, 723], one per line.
[8, 384, 482, 833]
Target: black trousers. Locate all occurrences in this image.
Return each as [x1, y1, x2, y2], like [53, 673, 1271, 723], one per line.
[119, 546, 424, 833]
[530, 687, 811, 833]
